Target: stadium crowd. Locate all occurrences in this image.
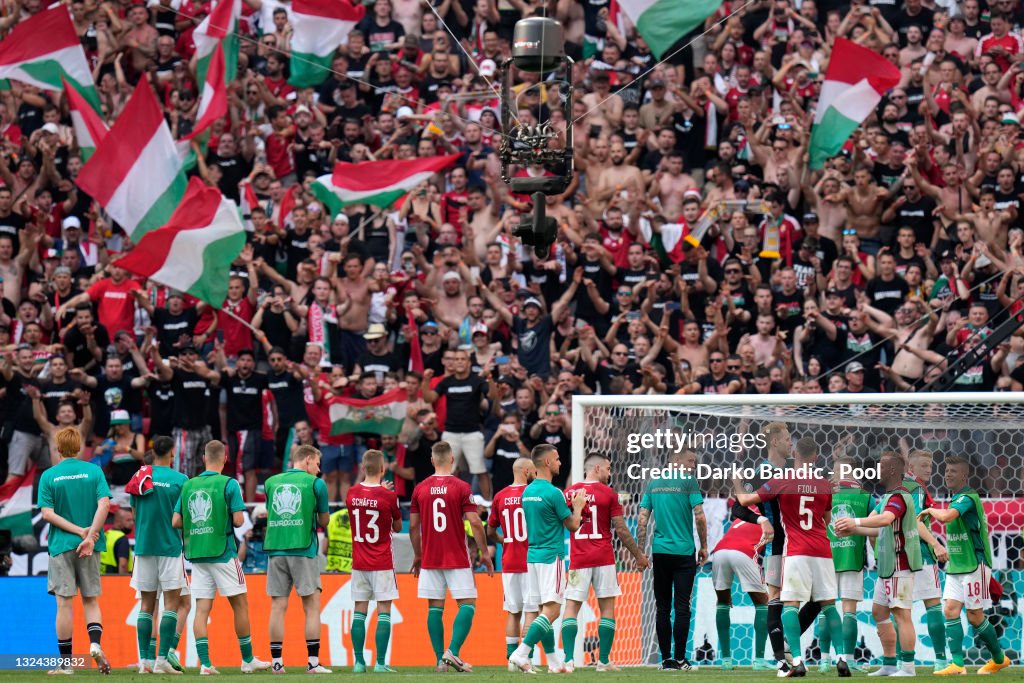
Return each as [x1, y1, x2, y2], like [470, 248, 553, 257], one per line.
[3, 0, 1024, 505]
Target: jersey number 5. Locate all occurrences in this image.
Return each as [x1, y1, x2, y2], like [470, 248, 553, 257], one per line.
[798, 496, 814, 531]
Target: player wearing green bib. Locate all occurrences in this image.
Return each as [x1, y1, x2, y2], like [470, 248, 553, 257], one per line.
[919, 456, 1011, 676]
[265, 444, 331, 674]
[130, 436, 189, 675]
[173, 440, 270, 674]
[38, 427, 112, 675]
[508, 444, 585, 674]
[820, 458, 872, 673]
[904, 450, 951, 672]
[836, 452, 921, 677]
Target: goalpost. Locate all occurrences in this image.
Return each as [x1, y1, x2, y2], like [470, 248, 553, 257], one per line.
[570, 393, 1024, 668]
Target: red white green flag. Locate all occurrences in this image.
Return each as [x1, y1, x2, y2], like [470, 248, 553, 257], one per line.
[62, 76, 107, 161]
[311, 154, 460, 213]
[0, 466, 34, 537]
[290, 0, 365, 88]
[329, 388, 407, 436]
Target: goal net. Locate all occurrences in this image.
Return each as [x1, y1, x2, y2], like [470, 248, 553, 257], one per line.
[569, 393, 1024, 668]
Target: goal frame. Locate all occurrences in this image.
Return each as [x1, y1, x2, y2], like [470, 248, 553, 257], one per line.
[570, 391, 1024, 484]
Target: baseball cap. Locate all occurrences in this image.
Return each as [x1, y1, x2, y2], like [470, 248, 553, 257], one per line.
[54, 266, 71, 276]
[396, 106, 415, 120]
[803, 212, 819, 223]
[420, 321, 439, 332]
[800, 236, 820, 250]
[478, 59, 497, 78]
[294, 104, 312, 116]
[471, 322, 488, 336]
[825, 287, 842, 298]
[442, 271, 461, 283]
[648, 78, 666, 88]
[846, 361, 865, 373]
[167, 289, 184, 299]
[364, 323, 387, 340]
[1002, 112, 1021, 126]
[109, 409, 130, 426]
[939, 249, 955, 261]
[41, 122, 59, 135]
[523, 297, 543, 309]
[62, 216, 82, 230]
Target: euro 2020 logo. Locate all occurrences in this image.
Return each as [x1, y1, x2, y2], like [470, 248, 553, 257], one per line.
[830, 502, 854, 536]
[188, 490, 214, 524]
[272, 484, 302, 518]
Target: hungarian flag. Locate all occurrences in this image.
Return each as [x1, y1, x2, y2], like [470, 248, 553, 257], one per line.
[194, 0, 240, 91]
[311, 154, 460, 213]
[0, 466, 35, 538]
[115, 177, 247, 306]
[239, 180, 259, 231]
[290, 0, 365, 88]
[809, 38, 901, 169]
[63, 76, 107, 161]
[616, 0, 722, 59]
[0, 5, 101, 113]
[329, 388, 407, 436]
[638, 216, 687, 264]
[179, 43, 227, 147]
[76, 80, 187, 242]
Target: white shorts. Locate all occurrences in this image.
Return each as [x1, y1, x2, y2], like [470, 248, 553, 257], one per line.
[712, 550, 766, 594]
[502, 572, 538, 613]
[873, 570, 915, 610]
[130, 555, 189, 593]
[351, 569, 399, 602]
[780, 556, 837, 603]
[189, 558, 247, 599]
[527, 561, 566, 607]
[417, 568, 478, 600]
[913, 563, 942, 601]
[943, 564, 992, 610]
[442, 431, 486, 475]
[837, 570, 864, 602]
[566, 564, 621, 602]
[765, 554, 783, 588]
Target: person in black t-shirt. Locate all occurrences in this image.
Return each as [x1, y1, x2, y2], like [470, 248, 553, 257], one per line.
[422, 348, 499, 499]
[151, 291, 199, 357]
[153, 344, 219, 476]
[214, 347, 272, 500]
[399, 408, 443, 489]
[356, 0, 405, 52]
[681, 351, 743, 394]
[485, 413, 529, 494]
[75, 353, 149, 437]
[62, 304, 110, 372]
[866, 250, 910, 315]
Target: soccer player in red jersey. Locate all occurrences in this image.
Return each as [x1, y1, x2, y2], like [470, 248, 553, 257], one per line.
[409, 441, 494, 672]
[346, 450, 403, 673]
[488, 457, 537, 669]
[711, 510, 770, 671]
[561, 455, 648, 672]
[737, 437, 849, 678]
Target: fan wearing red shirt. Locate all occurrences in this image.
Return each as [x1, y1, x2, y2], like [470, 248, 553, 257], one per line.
[487, 458, 537, 659]
[975, 13, 1024, 73]
[711, 511, 770, 670]
[219, 270, 257, 357]
[64, 264, 142, 335]
[736, 437, 846, 677]
[347, 450, 403, 673]
[561, 455, 647, 671]
[298, 344, 350, 502]
[409, 441, 493, 673]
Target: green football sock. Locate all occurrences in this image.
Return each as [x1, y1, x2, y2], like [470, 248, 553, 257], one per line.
[816, 614, 830, 659]
[781, 606, 802, 663]
[351, 612, 367, 665]
[822, 604, 844, 657]
[375, 613, 391, 665]
[196, 637, 211, 668]
[168, 628, 181, 651]
[136, 612, 153, 662]
[926, 605, 946, 661]
[945, 618, 965, 667]
[900, 649, 915, 663]
[158, 611, 177, 658]
[560, 618, 578, 662]
[754, 604, 768, 659]
[882, 656, 897, 667]
[448, 604, 475, 657]
[598, 618, 615, 664]
[716, 607, 732, 659]
[541, 626, 555, 654]
[147, 636, 156, 662]
[523, 615, 551, 649]
[238, 635, 253, 664]
[427, 606, 445, 660]
[973, 619, 1005, 664]
[843, 612, 858, 660]
[506, 637, 519, 659]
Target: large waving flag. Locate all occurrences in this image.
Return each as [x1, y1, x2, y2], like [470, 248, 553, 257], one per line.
[115, 178, 247, 305]
[809, 39, 901, 169]
[328, 388, 408, 436]
[0, 6, 101, 112]
[178, 44, 227, 150]
[616, 0, 722, 59]
[76, 81, 187, 242]
[194, 0, 240, 89]
[311, 154, 460, 213]
[0, 466, 35, 538]
[289, 0, 366, 87]
[62, 77, 108, 161]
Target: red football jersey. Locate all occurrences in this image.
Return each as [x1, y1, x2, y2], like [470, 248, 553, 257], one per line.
[713, 518, 764, 559]
[757, 477, 833, 559]
[410, 474, 476, 569]
[347, 483, 401, 571]
[488, 484, 528, 574]
[565, 481, 622, 569]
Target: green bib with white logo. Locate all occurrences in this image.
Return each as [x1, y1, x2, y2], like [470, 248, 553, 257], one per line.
[946, 488, 992, 575]
[181, 475, 231, 561]
[902, 478, 936, 564]
[876, 490, 922, 578]
[828, 485, 871, 572]
[263, 471, 317, 551]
